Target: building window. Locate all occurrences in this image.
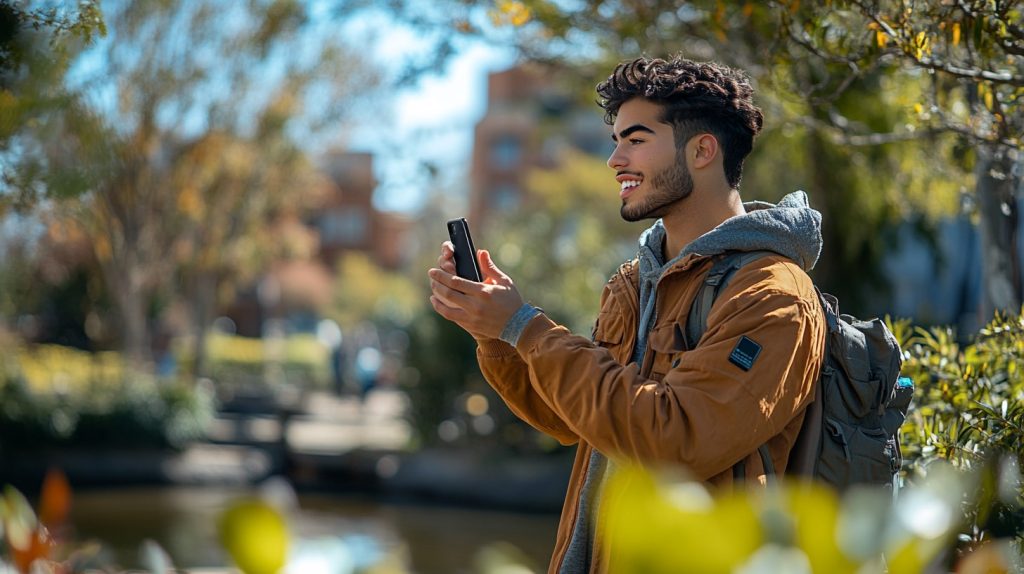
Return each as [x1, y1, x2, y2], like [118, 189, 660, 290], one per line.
[490, 135, 522, 170]
[321, 208, 368, 245]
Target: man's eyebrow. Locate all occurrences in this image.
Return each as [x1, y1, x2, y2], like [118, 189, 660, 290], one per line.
[611, 124, 656, 141]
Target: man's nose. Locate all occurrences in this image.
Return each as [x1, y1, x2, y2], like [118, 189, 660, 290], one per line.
[607, 146, 625, 170]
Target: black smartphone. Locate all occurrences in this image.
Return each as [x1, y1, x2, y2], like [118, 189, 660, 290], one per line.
[447, 218, 482, 282]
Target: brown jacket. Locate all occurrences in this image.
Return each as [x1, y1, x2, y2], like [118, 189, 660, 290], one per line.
[476, 250, 826, 573]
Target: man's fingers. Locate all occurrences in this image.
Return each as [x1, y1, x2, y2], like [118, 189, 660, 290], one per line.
[430, 295, 474, 327]
[430, 277, 468, 309]
[437, 241, 456, 271]
[430, 267, 484, 295]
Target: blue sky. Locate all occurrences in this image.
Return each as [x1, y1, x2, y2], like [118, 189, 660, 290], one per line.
[64, 1, 517, 217]
[338, 9, 518, 214]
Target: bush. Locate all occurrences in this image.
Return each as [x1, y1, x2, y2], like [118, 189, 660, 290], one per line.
[0, 344, 215, 453]
[895, 309, 1024, 471]
[893, 308, 1024, 554]
[177, 332, 331, 389]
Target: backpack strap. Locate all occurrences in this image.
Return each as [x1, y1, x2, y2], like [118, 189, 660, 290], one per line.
[684, 251, 778, 350]
[684, 250, 783, 485]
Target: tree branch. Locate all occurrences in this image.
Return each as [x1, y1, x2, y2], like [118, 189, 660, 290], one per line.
[915, 56, 1024, 86]
[850, 0, 1024, 86]
[786, 113, 1021, 150]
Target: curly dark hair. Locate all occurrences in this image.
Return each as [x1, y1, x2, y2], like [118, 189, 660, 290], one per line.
[596, 56, 764, 189]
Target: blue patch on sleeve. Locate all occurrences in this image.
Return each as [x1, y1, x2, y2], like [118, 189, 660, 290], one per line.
[729, 336, 762, 371]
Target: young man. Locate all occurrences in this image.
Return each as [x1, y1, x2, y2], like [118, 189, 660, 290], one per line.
[428, 56, 826, 574]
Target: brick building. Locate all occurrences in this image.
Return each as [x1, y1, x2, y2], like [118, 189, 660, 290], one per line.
[315, 151, 413, 271]
[469, 64, 609, 227]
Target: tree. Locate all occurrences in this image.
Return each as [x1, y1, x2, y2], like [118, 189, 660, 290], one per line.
[1, 0, 104, 209]
[349, 0, 1018, 323]
[8, 0, 375, 366]
[772, 0, 1023, 321]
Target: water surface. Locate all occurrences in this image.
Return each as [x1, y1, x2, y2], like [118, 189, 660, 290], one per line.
[69, 486, 559, 573]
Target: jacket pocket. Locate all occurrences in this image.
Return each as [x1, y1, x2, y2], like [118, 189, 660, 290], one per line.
[592, 311, 624, 346]
[647, 322, 687, 378]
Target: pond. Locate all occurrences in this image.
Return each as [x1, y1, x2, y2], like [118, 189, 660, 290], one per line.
[69, 486, 560, 573]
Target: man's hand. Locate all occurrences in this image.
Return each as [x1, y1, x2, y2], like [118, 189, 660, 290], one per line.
[429, 241, 525, 341]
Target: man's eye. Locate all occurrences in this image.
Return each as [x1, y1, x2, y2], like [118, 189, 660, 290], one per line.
[629, 138, 644, 145]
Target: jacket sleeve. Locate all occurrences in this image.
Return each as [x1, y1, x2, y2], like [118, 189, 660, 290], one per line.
[511, 262, 824, 480]
[476, 338, 580, 445]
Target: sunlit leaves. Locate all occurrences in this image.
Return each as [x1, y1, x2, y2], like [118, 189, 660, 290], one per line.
[330, 252, 425, 328]
[898, 307, 1024, 550]
[598, 464, 997, 574]
[489, 0, 532, 27]
[601, 466, 761, 573]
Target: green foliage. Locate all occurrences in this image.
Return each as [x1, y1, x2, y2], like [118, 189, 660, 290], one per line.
[329, 252, 425, 329]
[402, 310, 485, 447]
[896, 309, 1024, 471]
[4, 0, 379, 363]
[175, 331, 333, 390]
[889, 308, 1024, 552]
[0, 344, 214, 453]
[777, 0, 1022, 150]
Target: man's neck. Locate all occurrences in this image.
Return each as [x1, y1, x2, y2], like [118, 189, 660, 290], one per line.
[661, 187, 745, 259]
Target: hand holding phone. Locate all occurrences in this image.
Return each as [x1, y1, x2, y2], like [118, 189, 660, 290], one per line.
[447, 218, 482, 282]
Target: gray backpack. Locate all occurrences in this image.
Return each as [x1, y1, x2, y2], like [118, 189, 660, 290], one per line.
[686, 251, 914, 491]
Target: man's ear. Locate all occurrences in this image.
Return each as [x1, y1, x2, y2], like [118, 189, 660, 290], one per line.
[691, 134, 719, 169]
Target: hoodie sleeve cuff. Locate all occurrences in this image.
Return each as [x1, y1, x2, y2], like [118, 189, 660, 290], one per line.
[499, 303, 544, 346]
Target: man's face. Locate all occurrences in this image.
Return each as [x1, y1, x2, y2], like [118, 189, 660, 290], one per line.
[607, 98, 693, 222]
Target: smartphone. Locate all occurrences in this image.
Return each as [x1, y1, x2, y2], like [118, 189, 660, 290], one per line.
[447, 218, 482, 282]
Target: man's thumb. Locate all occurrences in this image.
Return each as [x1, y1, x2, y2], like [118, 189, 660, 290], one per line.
[478, 249, 510, 285]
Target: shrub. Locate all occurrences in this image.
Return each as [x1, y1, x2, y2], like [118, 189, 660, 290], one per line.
[176, 332, 331, 389]
[894, 308, 1024, 554]
[0, 344, 215, 453]
[895, 308, 1024, 471]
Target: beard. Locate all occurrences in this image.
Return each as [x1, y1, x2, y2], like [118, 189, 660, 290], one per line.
[620, 156, 694, 222]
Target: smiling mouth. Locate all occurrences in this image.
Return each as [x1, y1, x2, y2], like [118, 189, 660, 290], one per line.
[620, 179, 641, 197]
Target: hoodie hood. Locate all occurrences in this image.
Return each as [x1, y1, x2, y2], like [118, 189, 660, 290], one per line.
[638, 190, 823, 273]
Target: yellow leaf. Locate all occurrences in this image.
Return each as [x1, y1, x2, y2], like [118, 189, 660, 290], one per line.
[913, 103, 924, 115]
[600, 466, 761, 573]
[491, 0, 532, 27]
[952, 22, 961, 46]
[985, 90, 994, 110]
[876, 30, 888, 48]
[786, 483, 857, 573]
[219, 499, 289, 574]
